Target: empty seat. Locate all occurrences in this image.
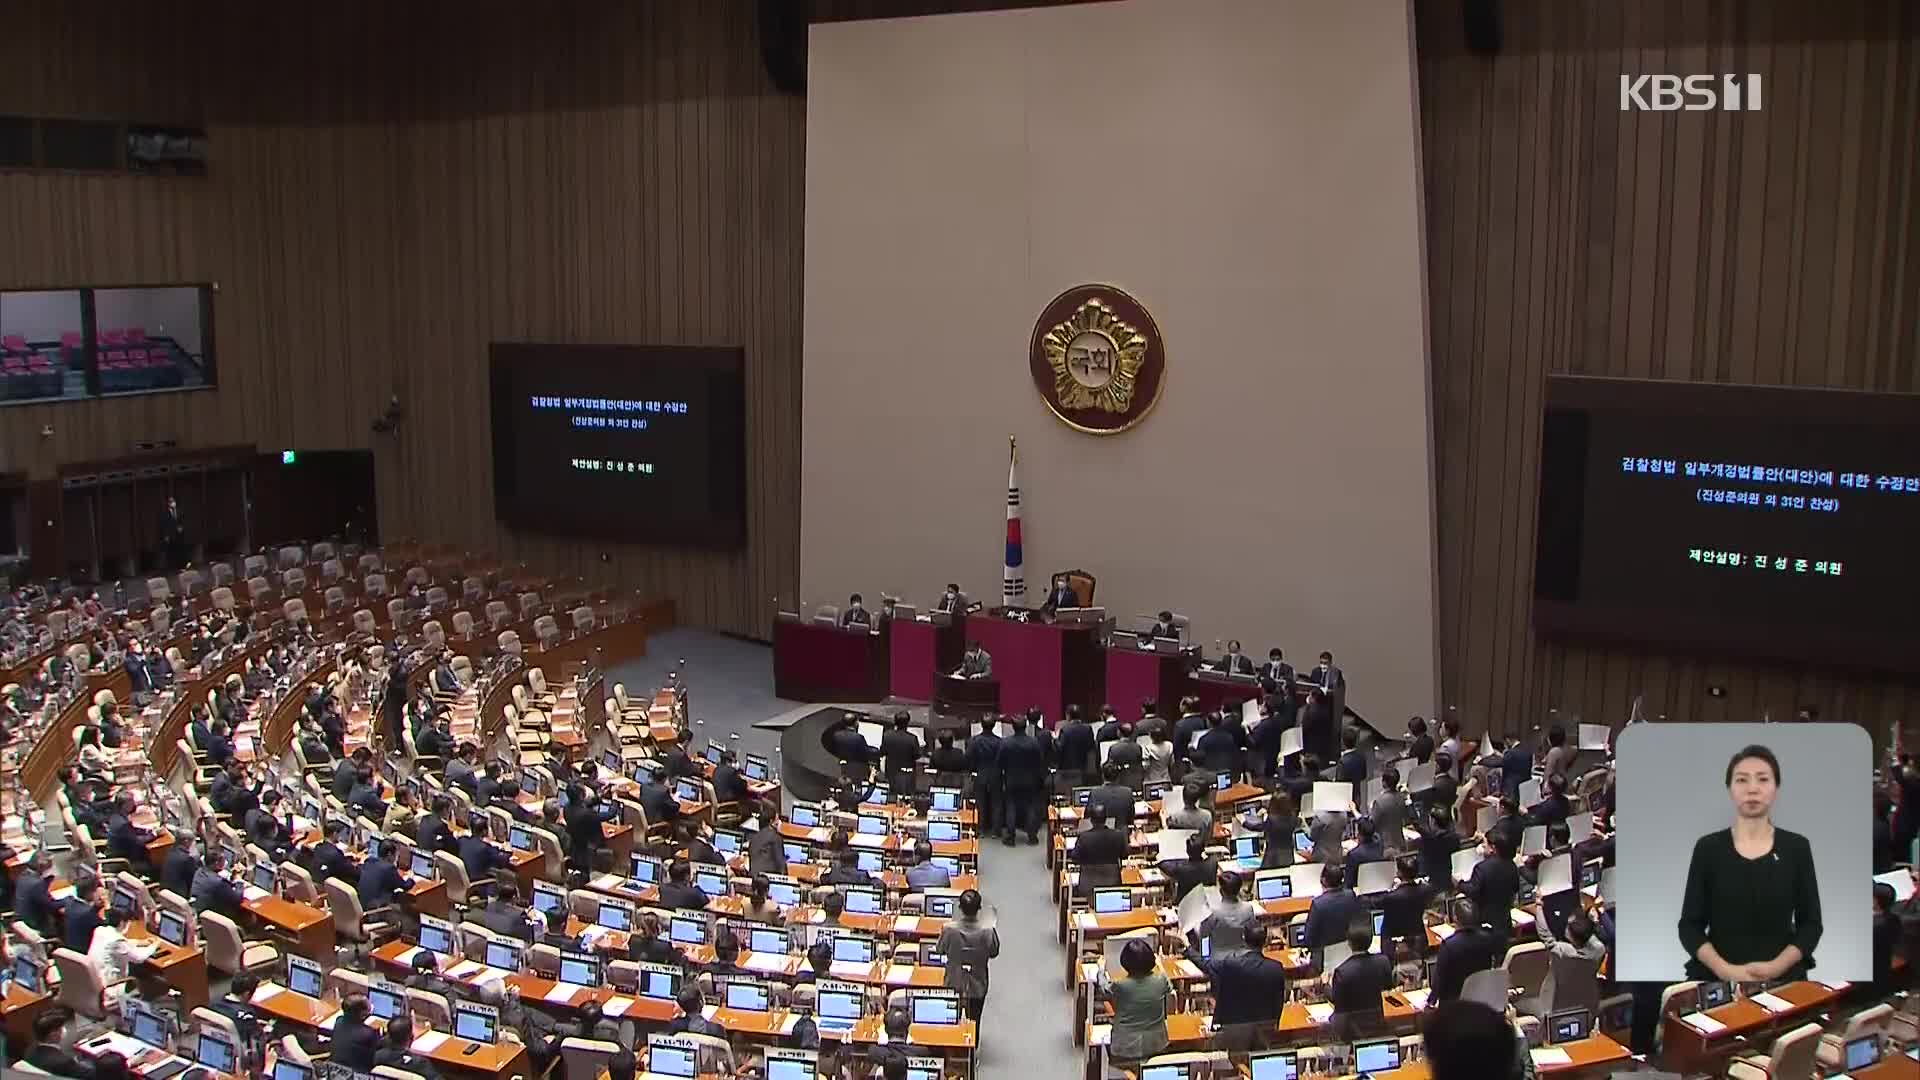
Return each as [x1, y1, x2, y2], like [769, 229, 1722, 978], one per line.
[247, 576, 272, 603]
[321, 558, 343, 581]
[451, 611, 475, 639]
[533, 615, 561, 647]
[210, 562, 235, 587]
[278, 545, 304, 569]
[364, 572, 388, 597]
[353, 609, 377, 635]
[325, 586, 347, 612]
[243, 554, 268, 578]
[572, 606, 595, 635]
[283, 567, 307, 592]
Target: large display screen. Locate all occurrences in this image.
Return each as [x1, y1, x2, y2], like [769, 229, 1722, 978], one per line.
[489, 343, 746, 547]
[1534, 376, 1920, 673]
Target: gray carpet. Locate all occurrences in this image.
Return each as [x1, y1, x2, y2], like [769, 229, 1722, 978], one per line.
[608, 629, 1082, 1080]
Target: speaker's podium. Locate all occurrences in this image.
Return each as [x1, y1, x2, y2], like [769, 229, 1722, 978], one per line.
[771, 611, 889, 702]
[960, 607, 1106, 725]
[932, 673, 999, 728]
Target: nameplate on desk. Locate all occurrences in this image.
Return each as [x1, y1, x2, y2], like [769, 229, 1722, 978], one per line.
[1681, 1012, 1726, 1035]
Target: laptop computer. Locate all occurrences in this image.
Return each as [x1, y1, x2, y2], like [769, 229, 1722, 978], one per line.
[1247, 1051, 1299, 1080]
[1698, 980, 1735, 1009]
[1547, 1006, 1592, 1044]
[638, 962, 681, 1001]
[286, 954, 326, 998]
[723, 980, 771, 1013]
[369, 980, 407, 1021]
[452, 1000, 498, 1044]
[1092, 888, 1133, 914]
[194, 1032, 238, 1074]
[1254, 871, 1292, 901]
[1846, 1035, 1882, 1071]
[418, 915, 456, 956]
[816, 981, 863, 1034]
[1352, 1037, 1402, 1075]
[910, 991, 961, 1026]
[646, 1035, 699, 1079]
[764, 1049, 817, 1080]
[156, 908, 191, 948]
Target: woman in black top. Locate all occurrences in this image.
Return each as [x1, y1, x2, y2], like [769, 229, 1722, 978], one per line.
[1678, 744, 1822, 982]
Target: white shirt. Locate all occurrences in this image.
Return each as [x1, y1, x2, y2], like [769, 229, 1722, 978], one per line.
[86, 923, 156, 987]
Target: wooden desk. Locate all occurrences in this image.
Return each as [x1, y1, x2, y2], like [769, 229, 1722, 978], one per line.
[508, 848, 544, 899]
[410, 875, 452, 920]
[1340, 1033, 1635, 1078]
[1659, 981, 1846, 1073]
[250, 983, 341, 1030]
[127, 921, 211, 1008]
[773, 619, 889, 703]
[1, 981, 53, 1051]
[848, 1013, 976, 1051]
[1849, 1053, 1920, 1079]
[243, 895, 334, 962]
[412, 1029, 528, 1079]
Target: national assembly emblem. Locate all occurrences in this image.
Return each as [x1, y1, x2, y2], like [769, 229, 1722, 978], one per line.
[1028, 283, 1165, 435]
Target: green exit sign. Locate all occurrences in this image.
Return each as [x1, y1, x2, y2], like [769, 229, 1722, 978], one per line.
[281, 450, 297, 464]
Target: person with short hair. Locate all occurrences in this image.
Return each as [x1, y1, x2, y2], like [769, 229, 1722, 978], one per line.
[666, 986, 725, 1036]
[1164, 778, 1213, 831]
[1096, 938, 1172, 1064]
[1185, 920, 1287, 1051]
[1328, 917, 1394, 1039]
[1459, 829, 1522, 939]
[1156, 831, 1219, 904]
[331, 995, 381, 1071]
[86, 906, 157, 1004]
[1197, 872, 1258, 957]
[936, 889, 999, 1025]
[1423, 1000, 1521, 1079]
[905, 840, 951, 890]
[374, 1016, 443, 1080]
[28, 1009, 97, 1079]
[657, 858, 709, 910]
[839, 593, 871, 629]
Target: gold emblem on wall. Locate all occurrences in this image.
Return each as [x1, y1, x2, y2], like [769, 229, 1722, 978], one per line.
[1028, 284, 1164, 435]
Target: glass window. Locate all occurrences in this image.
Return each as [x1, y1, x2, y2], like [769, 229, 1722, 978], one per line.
[0, 290, 86, 403]
[92, 286, 212, 395]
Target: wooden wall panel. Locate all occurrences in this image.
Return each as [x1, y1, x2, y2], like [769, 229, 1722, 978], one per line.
[0, 0, 803, 638]
[1417, 0, 1920, 742]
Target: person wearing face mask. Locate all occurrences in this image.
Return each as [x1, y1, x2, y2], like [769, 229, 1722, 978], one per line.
[1678, 744, 1822, 983]
[1042, 574, 1078, 614]
[936, 583, 964, 614]
[839, 593, 870, 629]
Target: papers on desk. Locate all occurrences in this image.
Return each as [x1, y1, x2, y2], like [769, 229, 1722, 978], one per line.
[393, 945, 426, 967]
[251, 982, 285, 1005]
[81, 1031, 166, 1061]
[1174, 957, 1204, 979]
[1431, 923, 1457, 941]
[591, 873, 627, 893]
[1877, 870, 1915, 903]
[1819, 980, 1853, 993]
[745, 954, 791, 975]
[848, 833, 888, 849]
[885, 964, 916, 985]
[1749, 992, 1795, 1013]
[445, 960, 483, 979]
[544, 983, 578, 1004]
[412, 1031, 451, 1054]
[1681, 1012, 1726, 1035]
[1402, 988, 1431, 1010]
[1304, 1002, 1335, 1023]
[49, 884, 75, 901]
[1530, 1047, 1573, 1067]
[605, 996, 636, 1017]
[1154, 829, 1198, 862]
[243, 885, 272, 903]
[830, 960, 873, 979]
[577, 927, 612, 946]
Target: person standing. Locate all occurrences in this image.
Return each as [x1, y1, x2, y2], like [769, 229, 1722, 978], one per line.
[999, 714, 1047, 845]
[966, 717, 1003, 839]
[159, 495, 189, 572]
[936, 889, 1000, 1026]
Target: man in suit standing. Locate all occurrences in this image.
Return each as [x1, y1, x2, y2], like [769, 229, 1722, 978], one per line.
[1171, 696, 1209, 766]
[1301, 688, 1338, 763]
[998, 714, 1047, 846]
[62, 877, 103, 953]
[966, 716, 1003, 837]
[159, 495, 189, 572]
[1429, 899, 1506, 1003]
[1212, 640, 1255, 675]
[957, 641, 992, 678]
[936, 584, 964, 615]
[839, 594, 871, 629]
[1370, 766, 1410, 855]
[1055, 705, 1097, 783]
[1405, 717, 1435, 765]
[1309, 651, 1344, 693]
[880, 712, 921, 797]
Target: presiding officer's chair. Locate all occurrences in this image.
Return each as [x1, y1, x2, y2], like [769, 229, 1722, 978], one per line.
[1053, 569, 1098, 607]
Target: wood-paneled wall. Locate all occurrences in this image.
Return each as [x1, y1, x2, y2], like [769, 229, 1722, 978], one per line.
[1418, 0, 1920, 740]
[0, 0, 803, 637]
[4, 0, 1918, 736]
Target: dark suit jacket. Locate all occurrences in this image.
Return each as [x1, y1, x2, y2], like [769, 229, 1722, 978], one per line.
[417, 814, 456, 855]
[458, 836, 509, 884]
[374, 1047, 442, 1080]
[1407, 733, 1435, 764]
[1044, 585, 1078, 611]
[1462, 856, 1521, 930]
[26, 1044, 97, 1079]
[638, 781, 682, 826]
[881, 729, 920, 776]
[840, 607, 871, 629]
[1414, 820, 1462, 885]
[1379, 882, 1435, 940]
[191, 868, 246, 917]
[1087, 783, 1137, 827]
[1338, 749, 1368, 784]
[62, 898, 101, 952]
[1308, 664, 1345, 691]
[1196, 725, 1246, 773]
[106, 814, 152, 863]
[1304, 888, 1364, 950]
[357, 858, 410, 908]
[746, 825, 789, 877]
[1329, 952, 1393, 1014]
[1072, 826, 1128, 873]
[928, 745, 968, 774]
[331, 760, 359, 799]
[160, 849, 200, 900]
[1432, 924, 1506, 1001]
[206, 731, 234, 766]
[1107, 738, 1143, 770]
[1157, 856, 1219, 903]
[965, 732, 1002, 784]
[1526, 794, 1572, 828]
[1056, 722, 1097, 774]
[712, 764, 749, 804]
[658, 881, 709, 910]
[1194, 948, 1289, 1025]
[1344, 842, 1387, 891]
[1500, 747, 1533, 798]
[999, 734, 1047, 792]
[332, 1017, 382, 1070]
[1213, 653, 1255, 675]
[312, 841, 360, 884]
[1171, 714, 1209, 761]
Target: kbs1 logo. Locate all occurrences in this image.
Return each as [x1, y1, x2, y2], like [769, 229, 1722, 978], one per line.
[1619, 74, 1763, 112]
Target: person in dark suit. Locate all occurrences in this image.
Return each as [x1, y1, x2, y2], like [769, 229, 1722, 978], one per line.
[1171, 697, 1209, 765]
[1308, 651, 1344, 693]
[1405, 716, 1435, 765]
[1525, 771, 1573, 827]
[245, 790, 292, 854]
[839, 594, 871, 629]
[189, 708, 215, 761]
[15, 849, 59, 933]
[432, 655, 461, 695]
[312, 820, 361, 885]
[333, 748, 370, 800]
[1070, 813, 1128, 894]
[1304, 863, 1363, 959]
[657, 859, 709, 910]
[928, 730, 968, 776]
[936, 584, 965, 614]
[1260, 647, 1296, 693]
[374, 1017, 443, 1080]
[210, 973, 265, 1047]
[1300, 689, 1337, 763]
[1087, 763, 1136, 826]
[1328, 920, 1394, 1035]
[1042, 574, 1079, 613]
[1148, 611, 1178, 641]
[1458, 831, 1522, 939]
[628, 912, 686, 966]
[966, 716, 1003, 838]
[104, 793, 155, 870]
[159, 495, 189, 572]
[482, 883, 537, 942]
[1055, 705, 1097, 781]
[1336, 728, 1367, 786]
[880, 712, 920, 797]
[1156, 831, 1219, 903]
[998, 714, 1048, 845]
[1345, 818, 1388, 891]
[191, 850, 247, 918]
[123, 645, 155, 702]
[205, 719, 235, 768]
[636, 768, 682, 826]
[415, 716, 454, 761]
[331, 996, 381, 1071]
[347, 768, 387, 820]
[1195, 708, 1246, 777]
[160, 844, 200, 902]
[1107, 722, 1144, 772]
[1495, 736, 1534, 800]
[1411, 753, 1459, 818]
[357, 839, 412, 910]
[209, 761, 256, 818]
[61, 877, 103, 952]
[1213, 640, 1255, 675]
[1379, 857, 1437, 958]
[417, 797, 457, 856]
[712, 751, 750, 806]
[27, 1009, 97, 1080]
[1185, 921, 1288, 1051]
[1429, 899, 1506, 1003]
[745, 802, 788, 877]
[822, 849, 875, 889]
[457, 816, 510, 893]
[561, 784, 616, 873]
[1413, 805, 1462, 884]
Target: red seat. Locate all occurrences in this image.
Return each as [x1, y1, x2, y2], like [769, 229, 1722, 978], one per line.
[1, 335, 26, 352]
[125, 326, 146, 343]
[101, 329, 126, 347]
[128, 348, 148, 363]
[60, 331, 82, 347]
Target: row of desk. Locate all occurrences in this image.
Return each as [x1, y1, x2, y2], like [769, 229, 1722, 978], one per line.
[774, 615, 1280, 724]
